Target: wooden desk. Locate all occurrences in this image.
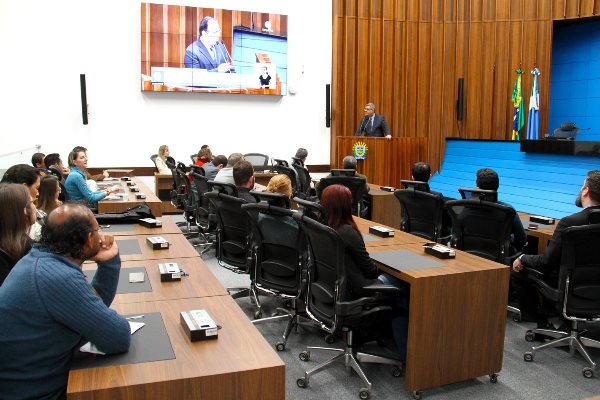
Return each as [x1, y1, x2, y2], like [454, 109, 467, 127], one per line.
[83, 257, 228, 304]
[98, 178, 163, 217]
[368, 243, 508, 394]
[254, 172, 276, 187]
[67, 296, 285, 400]
[518, 212, 558, 254]
[368, 184, 401, 229]
[99, 216, 182, 236]
[106, 169, 134, 178]
[154, 173, 180, 214]
[87, 234, 199, 262]
[354, 217, 425, 247]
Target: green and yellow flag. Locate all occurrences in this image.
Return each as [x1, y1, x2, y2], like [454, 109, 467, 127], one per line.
[511, 69, 524, 140]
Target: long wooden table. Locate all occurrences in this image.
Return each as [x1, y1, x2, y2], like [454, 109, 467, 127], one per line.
[356, 218, 508, 395]
[368, 183, 401, 229]
[67, 296, 285, 400]
[154, 173, 180, 214]
[99, 215, 182, 236]
[83, 257, 228, 305]
[519, 212, 558, 254]
[98, 177, 163, 217]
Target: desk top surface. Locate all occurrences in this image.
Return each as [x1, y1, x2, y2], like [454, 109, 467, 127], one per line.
[83, 257, 228, 304]
[84, 234, 198, 263]
[354, 217, 425, 247]
[67, 296, 285, 398]
[98, 216, 181, 236]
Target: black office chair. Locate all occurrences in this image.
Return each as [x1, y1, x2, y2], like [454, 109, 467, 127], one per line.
[169, 164, 188, 211]
[250, 191, 291, 209]
[291, 159, 313, 199]
[458, 187, 498, 202]
[272, 163, 300, 198]
[150, 154, 159, 172]
[190, 154, 198, 164]
[330, 169, 356, 177]
[523, 223, 600, 378]
[204, 191, 254, 299]
[394, 188, 447, 242]
[189, 171, 216, 255]
[445, 199, 516, 264]
[293, 214, 402, 399]
[0, 249, 14, 287]
[273, 158, 289, 167]
[400, 179, 430, 192]
[243, 153, 270, 172]
[294, 197, 327, 223]
[209, 181, 238, 197]
[190, 165, 205, 176]
[243, 202, 306, 351]
[318, 175, 369, 217]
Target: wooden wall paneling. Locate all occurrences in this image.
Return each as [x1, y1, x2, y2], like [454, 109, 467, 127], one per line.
[454, 22, 469, 137]
[494, 22, 511, 138]
[407, 0, 420, 21]
[443, 0, 456, 22]
[495, 0, 511, 20]
[525, 0, 540, 20]
[456, 0, 471, 22]
[565, 0, 582, 18]
[580, 0, 595, 16]
[345, 0, 358, 17]
[395, 0, 407, 21]
[538, 0, 553, 18]
[383, 0, 396, 19]
[553, 0, 568, 19]
[370, 18, 383, 115]
[536, 21, 553, 137]
[346, 17, 359, 138]
[431, 0, 445, 22]
[481, 22, 497, 138]
[419, 0, 433, 21]
[382, 20, 396, 134]
[428, 22, 445, 170]
[471, 0, 484, 22]
[404, 22, 420, 139]
[416, 23, 432, 139]
[393, 21, 405, 140]
[510, 0, 524, 20]
[221, 9, 233, 56]
[466, 22, 484, 138]
[483, 0, 498, 21]
[595, 0, 600, 15]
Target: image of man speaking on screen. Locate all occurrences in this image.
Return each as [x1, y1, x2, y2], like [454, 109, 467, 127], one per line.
[184, 16, 234, 72]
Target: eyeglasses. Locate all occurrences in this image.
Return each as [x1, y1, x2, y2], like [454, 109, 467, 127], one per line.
[207, 29, 221, 35]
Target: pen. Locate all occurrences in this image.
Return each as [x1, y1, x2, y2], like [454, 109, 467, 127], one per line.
[126, 315, 145, 320]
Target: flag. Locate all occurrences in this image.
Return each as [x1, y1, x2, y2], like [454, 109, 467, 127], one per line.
[526, 67, 541, 140]
[511, 69, 524, 140]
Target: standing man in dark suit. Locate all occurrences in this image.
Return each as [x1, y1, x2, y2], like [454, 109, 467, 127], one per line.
[184, 16, 233, 72]
[512, 170, 600, 326]
[355, 103, 392, 139]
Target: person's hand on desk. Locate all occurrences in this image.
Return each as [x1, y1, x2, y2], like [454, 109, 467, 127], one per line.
[217, 63, 234, 73]
[385, 134, 392, 140]
[102, 170, 110, 178]
[92, 235, 119, 263]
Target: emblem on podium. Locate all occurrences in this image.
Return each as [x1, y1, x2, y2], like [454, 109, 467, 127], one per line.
[352, 141, 368, 160]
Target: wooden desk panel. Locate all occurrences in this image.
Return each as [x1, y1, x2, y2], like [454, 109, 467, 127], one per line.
[99, 216, 182, 236]
[519, 212, 558, 254]
[254, 172, 276, 187]
[368, 184, 401, 229]
[98, 178, 163, 217]
[86, 234, 198, 262]
[83, 257, 228, 304]
[155, 173, 180, 214]
[368, 243, 508, 392]
[106, 169, 134, 178]
[67, 296, 285, 400]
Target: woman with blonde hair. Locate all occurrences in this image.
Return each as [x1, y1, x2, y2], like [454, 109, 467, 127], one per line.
[155, 145, 172, 174]
[0, 183, 35, 286]
[266, 174, 293, 199]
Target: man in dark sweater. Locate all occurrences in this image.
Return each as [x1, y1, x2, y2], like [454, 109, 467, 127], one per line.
[233, 160, 258, 203]
[0, 203, 131, 400]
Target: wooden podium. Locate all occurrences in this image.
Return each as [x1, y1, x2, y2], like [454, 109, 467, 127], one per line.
[334, 137, 428, 187]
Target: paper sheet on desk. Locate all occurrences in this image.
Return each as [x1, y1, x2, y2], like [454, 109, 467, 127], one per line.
[104, 195, 121, 200]
[79, 321, 145, 355]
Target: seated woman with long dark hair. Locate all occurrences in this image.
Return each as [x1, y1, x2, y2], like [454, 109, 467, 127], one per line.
[0, 183, 36, 286]
[37, 175, 63, 223]
[320, 184, 408, 364]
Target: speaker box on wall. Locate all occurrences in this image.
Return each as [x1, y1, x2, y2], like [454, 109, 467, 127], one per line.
[80, 74, 88, 125]
[325, 84, 331, 128]
[456, 78, 464, 121]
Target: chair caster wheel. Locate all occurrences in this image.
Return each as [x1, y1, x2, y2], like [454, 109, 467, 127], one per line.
[297, 378, 307, 388]
[489, 373, 498, 383]
[275, 342, 285, 352]
[412, 390, 423, 400]
[254, 310, 262, 319]
[524, 352, 534, 362]
[359, 389, 370, 399]
[325, 334, 335, 344]
[525, 330, 535, 342]
[583, 367, 594, 378]
[391, 366, 403, 377]
[299, 351, 310, 361]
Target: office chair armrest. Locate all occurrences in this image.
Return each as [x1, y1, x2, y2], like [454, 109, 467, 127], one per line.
[522, 266, 546, 279]
[336, 297, 378, 315]
[362, 283, 403, 295]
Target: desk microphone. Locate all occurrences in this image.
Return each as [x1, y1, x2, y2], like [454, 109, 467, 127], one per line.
[217, 41, 236, 73]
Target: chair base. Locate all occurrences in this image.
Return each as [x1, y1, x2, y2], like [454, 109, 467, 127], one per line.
[298, 330, 402, 396]
[525, 322, 600, 373]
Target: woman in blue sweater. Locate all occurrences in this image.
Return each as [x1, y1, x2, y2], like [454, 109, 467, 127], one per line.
[65, 148, 118, 208]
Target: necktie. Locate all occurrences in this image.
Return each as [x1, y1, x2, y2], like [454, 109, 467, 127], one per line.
[209, 46, 216, 62]
[370, 116, 374, 129]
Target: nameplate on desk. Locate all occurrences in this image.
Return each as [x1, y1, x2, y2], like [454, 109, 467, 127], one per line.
[121, 176, 132, 181]
[147, 236, 169, 249]
[159, 262, 181, 281]
[380, 186, 395, 192]
[180, 309, 219, 342]
[130, 186, 140, 192]
[369, 226, 395, 237]
[127, 181, 135, 186]
[423, 243, 456, 259]
[136, 193, 146, 199]
[139, 218, 162, 228]
[530, 215, 555, 225]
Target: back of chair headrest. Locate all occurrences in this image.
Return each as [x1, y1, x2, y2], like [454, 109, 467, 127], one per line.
[560, 122, 576, 131]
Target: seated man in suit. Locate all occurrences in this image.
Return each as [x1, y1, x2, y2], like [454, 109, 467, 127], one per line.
[233, 160, 258, 203]
[355, 102, 391, 139]
[411, 162, 452, 236]
[476, 168, 527, 254]
[201, 154, 227, 181]
[512, 170, 600, 327]
[316, 156, 370, 198]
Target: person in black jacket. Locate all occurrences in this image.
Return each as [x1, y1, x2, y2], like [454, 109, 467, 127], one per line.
[321, 184, 408, 362]
[512, 170, 600, 327]
[233, 160, 258, 204]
